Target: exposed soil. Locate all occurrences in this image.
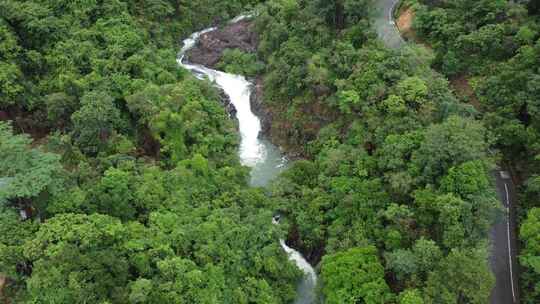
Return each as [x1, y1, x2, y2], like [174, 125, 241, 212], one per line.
[397, 7, 416, 40]
[0, 275, 5, 301]
[186, 20, 257, 68]
[450, 75, 482, 110]
[0, 108, 50, 141]
[396, 6, 433, 50]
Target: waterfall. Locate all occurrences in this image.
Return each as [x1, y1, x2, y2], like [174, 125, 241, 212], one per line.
[179, 20, 317, 303]
[178, 26, 287, 186]
[280, 239, 318, 304]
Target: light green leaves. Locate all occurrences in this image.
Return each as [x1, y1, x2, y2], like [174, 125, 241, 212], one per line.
[0, 122, 63, 204]
[321, 246, 393, 304]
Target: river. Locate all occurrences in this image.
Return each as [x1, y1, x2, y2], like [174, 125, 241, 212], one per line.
[178, 20, 318, 304]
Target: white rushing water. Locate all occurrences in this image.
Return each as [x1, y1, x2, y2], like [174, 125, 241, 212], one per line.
[179, 27, 287, 186]
[273, 217, 318, 304]
[179, 23, 317, 303]
[280, 239, 318, 304]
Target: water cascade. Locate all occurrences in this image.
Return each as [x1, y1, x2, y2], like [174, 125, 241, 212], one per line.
[178, 21, 317, 303]
[179, 28, 287, 187]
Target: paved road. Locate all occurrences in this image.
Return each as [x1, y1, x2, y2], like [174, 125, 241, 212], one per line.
[490, 170, 520, 304]
[377, 1, 520, 303]
[375, 0, 405, 48]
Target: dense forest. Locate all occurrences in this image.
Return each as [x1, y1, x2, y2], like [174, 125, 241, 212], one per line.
[255, 1, 496, 303]
[409, 0, 540, 302]
[0, 0, 302, 303]
[0, 0, 539, 303]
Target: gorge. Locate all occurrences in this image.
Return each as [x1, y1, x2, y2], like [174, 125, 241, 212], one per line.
[178, 20, 318, 304]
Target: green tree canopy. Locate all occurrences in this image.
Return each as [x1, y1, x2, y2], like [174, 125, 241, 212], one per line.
[0, 122, 63, 206]
[520, 208, 540, 302]
[321, 246, 393, 304]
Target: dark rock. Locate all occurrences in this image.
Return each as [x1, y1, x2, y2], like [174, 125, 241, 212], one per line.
[186, 20, 257, 68]
[217, 87, 238, 127]
[185, 18, 309, 161]
[249, 77, 272, 137]
[286, 223, 325, 266]
[249, 78, 310, 160]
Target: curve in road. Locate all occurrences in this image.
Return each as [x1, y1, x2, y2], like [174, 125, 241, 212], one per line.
[375, 0, 405, 48]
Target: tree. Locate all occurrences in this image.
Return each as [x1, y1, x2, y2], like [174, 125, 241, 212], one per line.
[377, 131, 423, 194]
[516, 25, 537, 45]
[337, 89, 361, 114]
[217, 49, 265, 77]
[0, 62, 24, 107]
[520, 208, 540, 303]
[396, 77, 428, 108]
[385, 249, 418, 281]
[311, 0, 371, 30]
[0, 206, 39, 283]
[0, 24, 24, 107]
[412, 238, 442, 276]
[439, 160, 490, 198]
[128, 278, 153, 304]
[23, 213, 130, 304]
[91, 168, 136, 221]
[148, 78, 238, 165]
[45, 92, 78, 126]
[321, 246, 394, 304]
[399, 289, 424, 304]
[312, 0, 346, 30]
[70, 91, 123, 155]
[424, 247, 495, 304]
[0, 122, 63, 214]
[46, 187, 91, 216]
[385, 237, 442, 284]
[384, 95, 407, 115]
[411, 116, 489, 184]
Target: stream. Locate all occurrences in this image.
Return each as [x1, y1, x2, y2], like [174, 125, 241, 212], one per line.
[178, 20, 318, 304]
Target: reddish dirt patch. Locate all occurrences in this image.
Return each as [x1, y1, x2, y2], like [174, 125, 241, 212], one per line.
[397, 8, 416, 40]
[0, 275, 5, 300]
[396, 7, 432, 50]
[450, 75, 482, 110]
[0, 108, 50, 141]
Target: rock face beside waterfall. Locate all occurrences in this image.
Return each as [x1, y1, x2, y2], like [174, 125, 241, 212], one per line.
[249, 78, 272, 137]
[184, 17, 317, 161]
[217, 87, 238, 121]
[185, 19, 275, 139]
[185, 19, 257, 68]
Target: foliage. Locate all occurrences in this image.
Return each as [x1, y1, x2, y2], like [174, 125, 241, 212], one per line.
[320, 246, 393, 304]
[70, 91, 124, 155]
[23, 214, 130, 303]
[0, 1, 296, 303]
[411, 116, 489, 184]
[520, 208, 540, 303]
[0, 122, 63, 206]
[0, 0, 507, 302]
[217, 49, 265, 77]
[413, 1, 540, 300]
[399, 289, 424, 304]
[424, 248, 495, 304]
[259, 0, 497, 301]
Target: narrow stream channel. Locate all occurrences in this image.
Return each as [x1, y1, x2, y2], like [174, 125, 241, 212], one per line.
[178, 20, 318, 304]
